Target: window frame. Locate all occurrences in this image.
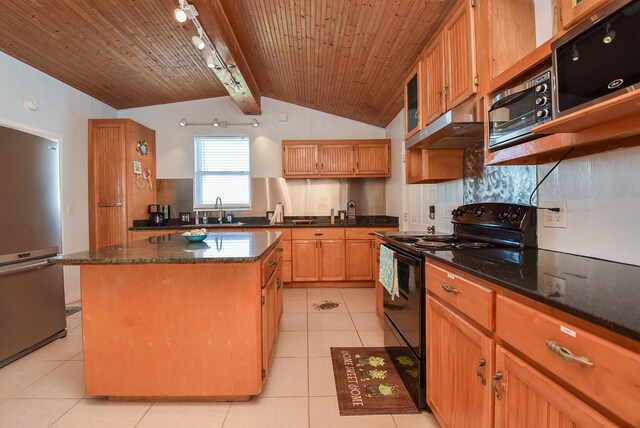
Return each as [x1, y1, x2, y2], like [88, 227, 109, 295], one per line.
[193, 135, 252, 211]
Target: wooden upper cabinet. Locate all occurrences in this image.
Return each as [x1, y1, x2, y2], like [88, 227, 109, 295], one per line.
[282, 144, 318, 176]
[282, 140, 390, 178]
[88, 119, 156, 249]
[494, 346, 614, 427]
[319, 145, 354, 176]
[444, 0, 477, 109]
[560, 0, 611, 30]
[354, 143, 390, 176]
[404, 62, 422, 139]
[423, 35, 446, 125]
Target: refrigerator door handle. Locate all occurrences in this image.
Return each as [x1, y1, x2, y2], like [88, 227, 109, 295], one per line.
[0, 259, 56, 277]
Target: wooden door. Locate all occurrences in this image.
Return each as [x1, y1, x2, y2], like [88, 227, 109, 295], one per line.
[404, 62, 422, 139]
[319, 145, 354, 176]
[560, 0, 611, 30]
[444, 0, 477, 109]
[494, 346, 614, 427]
[427, 297, 494, 428]
[354, 143, 390, 176]
[345, 240, 374, 280]
[262, 272, 278, 382]
[424, 34, 446, 125]
[291, 240, 319, 281]
[282, 145, 318, 177]
[89, 121, 127, 249]
[319, 240, 345, 281]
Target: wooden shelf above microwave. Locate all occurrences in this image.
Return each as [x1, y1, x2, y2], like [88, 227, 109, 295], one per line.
[488, 40, 553, 95]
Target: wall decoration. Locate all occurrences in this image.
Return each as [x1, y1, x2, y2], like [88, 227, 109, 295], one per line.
[136, 140, 149, 156]
[135, 168, 153, 191]
[463, 143, 536, 205]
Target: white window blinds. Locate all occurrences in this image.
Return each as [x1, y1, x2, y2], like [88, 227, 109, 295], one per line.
[193, 135, 251, 210]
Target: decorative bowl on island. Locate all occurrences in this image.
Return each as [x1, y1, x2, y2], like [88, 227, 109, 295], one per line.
[182, 229, 208, 242]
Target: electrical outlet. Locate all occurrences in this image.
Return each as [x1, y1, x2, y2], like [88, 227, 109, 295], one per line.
[542, 201, 567, 228]
[542, 274, 566, 299]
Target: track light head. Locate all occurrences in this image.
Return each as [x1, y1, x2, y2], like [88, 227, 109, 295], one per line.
[191, 36, 205, 50]
[179, 119, 187, 127]
[603, 23, 615, 44]
[206, 54, 215, 68]
[174, 8, 187, 22]
[252, 119, 259, 127]
[213, 119, 220, 127]
[572, 44, 579, 62]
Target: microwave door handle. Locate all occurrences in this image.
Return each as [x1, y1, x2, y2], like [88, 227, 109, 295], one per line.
[491, 90, 529, 110]
[392, 252, 420, 267]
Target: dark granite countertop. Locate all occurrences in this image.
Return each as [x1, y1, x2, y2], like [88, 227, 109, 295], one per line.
[130, 215, 399, 231]
[423, 248, 640, 341]
[52, 231, 282, 265]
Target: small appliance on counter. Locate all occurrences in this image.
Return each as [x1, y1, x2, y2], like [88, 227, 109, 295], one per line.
[347, 200, 356, 224]
[148, 204, 170, 226]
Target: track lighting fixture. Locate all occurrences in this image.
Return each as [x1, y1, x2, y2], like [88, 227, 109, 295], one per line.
[603, 23, 615, 44]
[178, 118, 260, 128]
[205, 54, 215, 68]
[174, 8, 187, 22]
[191, 35, 205, 50]
[174, 0, 198, 23]
[572, 44, 579, 62]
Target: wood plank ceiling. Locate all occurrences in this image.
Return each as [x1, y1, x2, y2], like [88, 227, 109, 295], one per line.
[0, 0, 453, 127]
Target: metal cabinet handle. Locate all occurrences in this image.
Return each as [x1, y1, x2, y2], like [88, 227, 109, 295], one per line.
[276, 248, 284, 253]
[491, 372, 503, 400]
[314, 233, 324, 236]
[368, 233, 375, 236]
[269, 261, 277, 268]
[441, 283, 459, 294]
[476, 358, 486, 385]
[545, 340, 595, 367]
[276, 278, 281, 289]
[97, 202, 123, 207]
[437, 90, 442, 103]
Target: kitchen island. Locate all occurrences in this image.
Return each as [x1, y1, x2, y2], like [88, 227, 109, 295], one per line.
[53, 231, 284, 400]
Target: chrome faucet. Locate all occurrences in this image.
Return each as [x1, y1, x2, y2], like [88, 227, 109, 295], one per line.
[214, 196, 223, 224]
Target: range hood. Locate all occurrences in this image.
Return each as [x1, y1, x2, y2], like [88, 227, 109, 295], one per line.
[405, 98, 484, 150]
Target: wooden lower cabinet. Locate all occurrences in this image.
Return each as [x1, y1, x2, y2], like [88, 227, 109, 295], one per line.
[262, 266, 278, 383]
[427, 296, 494, 428]
[291, 240, 319, 281]
[319, 240, 345, 281]
[291, 239, 345, 281]
[345, 239, 374, 280]
[494, 346, 614, 427]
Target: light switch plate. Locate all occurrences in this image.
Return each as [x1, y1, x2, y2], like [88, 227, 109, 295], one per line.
[133, 161, 142, 174]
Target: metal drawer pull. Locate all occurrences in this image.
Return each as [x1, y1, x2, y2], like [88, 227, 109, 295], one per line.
[269, 261, 277, 267]
[441, 283, 459, 293]
[276, 248, 284, 253]
[314, 233, 324, 236]
[476, 358, 486, 385]
[491, 372, 503, 400]
[545, 340, 595, 367]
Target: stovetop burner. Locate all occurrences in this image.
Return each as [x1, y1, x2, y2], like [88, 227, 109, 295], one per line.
[392, 236, 421, 243]
[417, 235, 457, 242]
[414, 241, 454, 249]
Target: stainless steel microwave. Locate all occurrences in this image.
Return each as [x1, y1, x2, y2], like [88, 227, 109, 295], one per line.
[552, 0, 640, 118]
[488, 68, 553, 151]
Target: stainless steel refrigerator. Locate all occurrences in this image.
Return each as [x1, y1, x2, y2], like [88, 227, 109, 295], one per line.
[0, 125, 66, 367]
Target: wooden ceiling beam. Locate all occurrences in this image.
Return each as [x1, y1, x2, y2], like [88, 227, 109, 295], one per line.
[191, 0, 262, 115]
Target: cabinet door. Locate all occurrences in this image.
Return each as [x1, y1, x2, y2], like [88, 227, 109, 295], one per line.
[276, 264, 283, 330]
[444, 0, 477, 109]
[424, 34, 446, 125]
[354, 144, 390, 176]
[560, 0, 611, 30]
[89, 122, 127, 249]
[262, 272, 278, 382]
[319, 145, 354, 176]
[494, 346, 614, 427]
[345, 240, 374, 280]
[283, 145, 318, 177]
[292, 240, 319, 281]
[427, 297, 494, 428]
[404, 62, 422, 139]
[319, 240, 345, 281]
[374, 239, 383, 319]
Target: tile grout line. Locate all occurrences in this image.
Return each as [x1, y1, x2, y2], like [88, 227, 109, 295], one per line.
[306, 288, 311, 428]
[132, 401, 154, 428]
[46, 397, 82, 428]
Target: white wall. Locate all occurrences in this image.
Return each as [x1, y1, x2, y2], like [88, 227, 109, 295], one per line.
[118, 97, 385, 179]
[384, 111, 404, 219]
[0, 52, 117, 303]
[537, 145, 640, 265]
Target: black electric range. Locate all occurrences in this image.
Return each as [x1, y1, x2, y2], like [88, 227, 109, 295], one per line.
[380, 203, 536, 410]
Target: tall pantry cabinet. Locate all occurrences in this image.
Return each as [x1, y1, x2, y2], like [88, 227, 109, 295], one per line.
[88, 119, 156, 249]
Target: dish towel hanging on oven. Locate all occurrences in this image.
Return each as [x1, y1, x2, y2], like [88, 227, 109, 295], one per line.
[379, 245, 399, 299]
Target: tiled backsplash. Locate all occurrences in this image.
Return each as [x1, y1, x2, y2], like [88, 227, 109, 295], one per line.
[463, 143, 536, 205]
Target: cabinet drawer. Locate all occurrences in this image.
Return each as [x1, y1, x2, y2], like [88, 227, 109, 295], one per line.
[261, 246, 281, 286]
[292, 227, 344, 240]
[496, 295, 640, 427]
[345, 228, 379, 239]
[425, 261, 494, 330]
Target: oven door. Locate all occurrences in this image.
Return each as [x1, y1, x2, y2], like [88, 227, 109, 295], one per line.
[382, 244, 424, 358]
[488, 89, 538, 150]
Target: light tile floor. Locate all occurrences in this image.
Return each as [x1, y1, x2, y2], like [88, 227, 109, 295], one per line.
[0, 288, 439, 427]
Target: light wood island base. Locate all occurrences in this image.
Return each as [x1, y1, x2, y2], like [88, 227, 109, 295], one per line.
[79, 255, 281, 400]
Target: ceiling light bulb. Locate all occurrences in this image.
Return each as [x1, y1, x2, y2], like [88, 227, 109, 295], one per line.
[603, 23, 615, 44]
[572, 45, 579, 62]
[252, 119, 259, 127]
[213, 119, 220, 127]
[191, 36, 205, 50]
[206, 55, 215, 68]
[179, 119, 187, 127]
[174, 8, 187, 22]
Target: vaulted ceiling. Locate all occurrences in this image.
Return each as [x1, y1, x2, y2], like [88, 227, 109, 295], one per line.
[0, 0, 453, 127]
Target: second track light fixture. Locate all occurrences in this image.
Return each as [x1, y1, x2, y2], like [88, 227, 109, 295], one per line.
[178, 118, 260, 128]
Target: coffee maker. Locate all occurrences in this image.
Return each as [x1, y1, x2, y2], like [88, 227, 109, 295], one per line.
[148, 204, 170, 226]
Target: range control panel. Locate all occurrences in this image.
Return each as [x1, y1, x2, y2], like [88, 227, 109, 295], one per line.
[451, 203, 534, 230]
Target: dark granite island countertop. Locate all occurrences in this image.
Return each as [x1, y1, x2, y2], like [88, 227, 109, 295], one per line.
[424, 248, 640, 342]
[52, 231, 282, 265]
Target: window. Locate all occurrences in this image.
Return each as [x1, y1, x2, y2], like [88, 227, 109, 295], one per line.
[193, 135, 251, 210]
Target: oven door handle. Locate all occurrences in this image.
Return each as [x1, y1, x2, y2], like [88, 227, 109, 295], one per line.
[392, 252, 420, 267]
